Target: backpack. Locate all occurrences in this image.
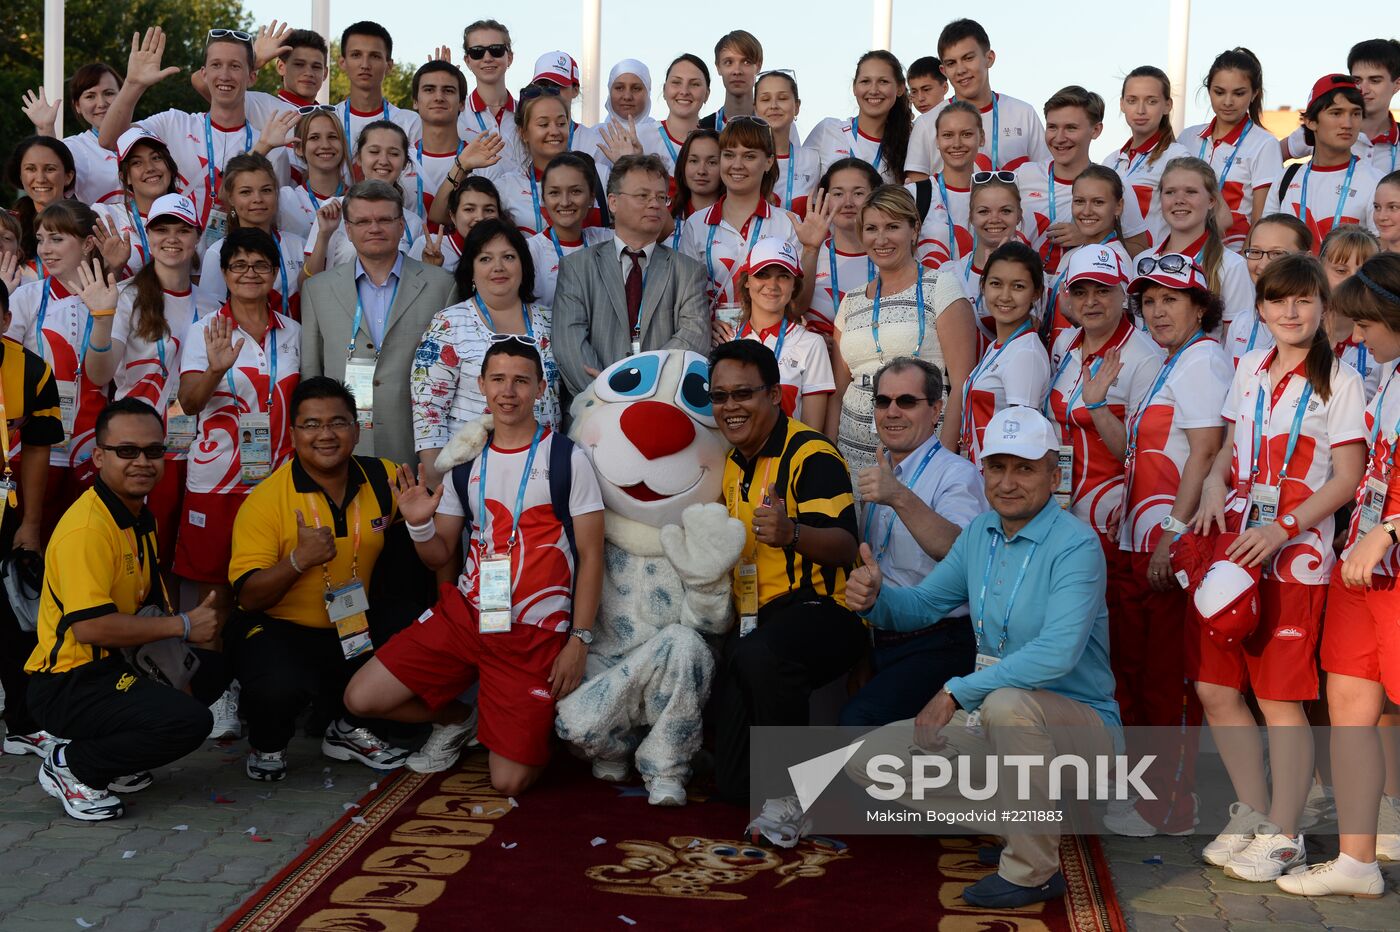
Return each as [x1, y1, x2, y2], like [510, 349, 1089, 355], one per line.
[913, 178, 934, 223]
[1276, 162, 1304, 207]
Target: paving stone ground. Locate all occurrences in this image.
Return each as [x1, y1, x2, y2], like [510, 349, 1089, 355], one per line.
[2, 740, 1398, 931]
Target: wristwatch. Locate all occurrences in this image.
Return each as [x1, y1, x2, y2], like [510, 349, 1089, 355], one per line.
[1160, 515, 1190, 536]
[940, 686, 961, 710]
[1385, 521, 1399, 546]
[570, 627, 594, 646]
[1278, 513, 1300, 539]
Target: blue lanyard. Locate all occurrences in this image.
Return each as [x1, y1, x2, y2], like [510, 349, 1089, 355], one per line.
[223, 317, 278, 410]
[36, 282, 96, 365]
[203, 115, 253, 203]
[974, 533, 1038, 657]
[1127, 330, 1206, 456]
[343, 99, 391, 142]
[740, 318, 788, 365]
[1355, 344, 1370, 380]
[671, 220, 684, 251]
[962, 317, 1033, 440]
[303, 180, 343, 211]
[1245, 315, 1263, 354]
[863, 441, 940, 559]
[549, 227, 565, 259]
[128, 200, 149, 262]
[414, 140, 464, 218]
[852, 118, 884, 173]
[477, 424, 544, 551]
[936, 172, 958, 260]
[704, 215, 764, 303]
[782, 150, 796, 209]
[1123, 137, 1152, 177]
[526, 170, 544, 232]
[826, 241, 875, 306]
[274, 235, 290, 309]
[1044, 347, 1102, 418]
[1250, 373, 1313, 483]
[1300, 156, 1357, 229]
[872, 265, 925, 358]
[474, 296, 534, 337]
[1198, 119, 1253, 189]
[1047, 165, 1058, 226]
[348, 275, 399, 358]
[1369, 369, 1400, 475]
[660, 122, 680, 163]
[715, 106, 727, 132]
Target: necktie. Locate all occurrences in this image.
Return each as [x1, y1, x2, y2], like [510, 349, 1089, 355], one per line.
[624, 248, 644, 333]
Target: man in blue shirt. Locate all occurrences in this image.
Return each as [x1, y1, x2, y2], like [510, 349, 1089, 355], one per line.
[841, 358, 984, 726]
[845, 405, 1119, 910]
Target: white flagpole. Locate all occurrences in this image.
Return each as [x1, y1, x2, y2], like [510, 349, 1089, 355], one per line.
[45, 0, 66, 137]
[312, 0, 331, 104]
[1166, 0, 1191, 136]
[872, 0, 893, 52]
[581, 0, 602, 126]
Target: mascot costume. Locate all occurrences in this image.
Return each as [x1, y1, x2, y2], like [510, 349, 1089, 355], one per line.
[553, 350, 745, 806]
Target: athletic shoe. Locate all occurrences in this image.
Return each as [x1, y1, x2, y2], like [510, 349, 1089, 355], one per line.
[646, 777, 687, 807]
[1377, 795, 1400, 861]
[1203, 801, 1264, 866]
[961, 871, 1066, 908]
[1300, 781, 1334, 830]
[746, 795, 811, 849]
[246, 749, 288, 782]
[107, 771, 154, 793]
[3, 729, 59, 757]
[1275, 857, 1384, 897]
[1103, 794, 1199, 837]
[406, 712, 477, 774]
[591, 758, 630, 783]
[1223, 823, 1305, 882]
[208, 683, 241, 740]
[38, 753, 124, 821]
[321, 719, 409, 770]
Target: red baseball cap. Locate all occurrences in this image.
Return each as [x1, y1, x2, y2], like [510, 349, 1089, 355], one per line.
[1307, 73, 1359, 112]
[1192, 533, 1262, 645]
[1169, 530, 1216, 592]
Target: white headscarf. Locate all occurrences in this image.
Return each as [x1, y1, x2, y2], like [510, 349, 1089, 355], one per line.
[604, 59, 654, 124]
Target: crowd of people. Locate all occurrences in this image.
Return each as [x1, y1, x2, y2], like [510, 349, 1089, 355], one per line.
[2, 13, 1400, 911]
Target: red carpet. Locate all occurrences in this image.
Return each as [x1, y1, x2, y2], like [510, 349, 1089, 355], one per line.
[220, 753, 1125, 931]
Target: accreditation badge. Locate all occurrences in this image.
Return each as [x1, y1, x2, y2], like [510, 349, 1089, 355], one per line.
[166, 400, 196, 455]
[343, 358, 376, 429]
[326, 579, 372, 659]
[1359, 477, 1388, 535]
[478, 553, 513, 633]
[54, 381, 77, 451]
[1246, 484, 1280, 530]
[238, 413, 272, 484]
[1055, 444, 1073, 509]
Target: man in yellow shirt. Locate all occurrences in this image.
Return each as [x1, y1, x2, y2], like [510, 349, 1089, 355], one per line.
[25, 398, 222, 821]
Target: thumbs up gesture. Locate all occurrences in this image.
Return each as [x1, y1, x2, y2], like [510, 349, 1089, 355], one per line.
[857, 444, 906, 506]
[183, 590, 222, 644]
[292, 510, 337, 569]
[752, 483, 795, 548]
[846, 543, 883, 613]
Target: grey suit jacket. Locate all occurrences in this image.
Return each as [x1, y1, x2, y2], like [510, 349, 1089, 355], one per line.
[300, 257, 456, 464]
[551, 242, 710, 395]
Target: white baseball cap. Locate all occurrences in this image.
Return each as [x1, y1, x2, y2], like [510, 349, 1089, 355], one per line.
[147, 193, 201, 230]
[1064, 245, 1126, 288]
[532, 51, 580, 88]
[117, 126, 166, 163]
[744, 237, 803, 277]
[980, 406, 1058, 460]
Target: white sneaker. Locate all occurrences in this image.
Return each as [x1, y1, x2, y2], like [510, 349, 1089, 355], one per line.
[1276, 858, 1384, 897]
[322, 719, 409, 770]
[406, 713, 477, 774]
[1223, 823, 1305, 882]
[746, 795, 811, 849]
[1377, 795, 1400, 861]
[1300, 781, 1334, 829]
[646, 777, 687, 807]
[591, 758, 630, 783]
[38, 752, 124, 821]
[1203, 801, 1264, 866]
[208, 683, 241, 740]
[3, 729, 59, 757]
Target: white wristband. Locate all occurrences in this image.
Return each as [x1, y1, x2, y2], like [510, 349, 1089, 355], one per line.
[407, 519, 437, 543]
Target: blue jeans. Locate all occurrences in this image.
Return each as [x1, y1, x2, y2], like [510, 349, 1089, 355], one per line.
[839, 618, 976, 727]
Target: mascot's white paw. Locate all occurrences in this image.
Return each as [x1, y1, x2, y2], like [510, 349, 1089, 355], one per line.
[658, 502, 747, 589]
[436, 413, 494, 473]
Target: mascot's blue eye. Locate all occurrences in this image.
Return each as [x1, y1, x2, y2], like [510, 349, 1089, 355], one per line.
[741, 848, 765, 858]
[597, 353, 663, 402]
[676, 359, 716, 427]
[713, 846, 737, 856]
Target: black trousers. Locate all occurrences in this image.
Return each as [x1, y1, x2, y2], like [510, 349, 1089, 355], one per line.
[27, 652, 227, 789]
[712, 594, 866, 803]
[838, 618, 977, 727]
[0, 507, 39, 735]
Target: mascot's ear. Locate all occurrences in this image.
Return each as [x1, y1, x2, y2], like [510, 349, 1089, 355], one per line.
[435, 413, 494, 472]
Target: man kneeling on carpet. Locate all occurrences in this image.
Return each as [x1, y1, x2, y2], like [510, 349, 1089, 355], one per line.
[344, 337, 605, 795]
[844, 406, 1121, 909]
[227, 377, 412, 782]
[27, 398, 226, 821]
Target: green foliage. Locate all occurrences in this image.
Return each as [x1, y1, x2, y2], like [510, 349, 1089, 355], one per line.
[326, 41, 417, 110]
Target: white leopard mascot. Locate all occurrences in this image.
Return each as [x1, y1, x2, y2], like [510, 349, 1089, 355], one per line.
[554, 350, 746, 806]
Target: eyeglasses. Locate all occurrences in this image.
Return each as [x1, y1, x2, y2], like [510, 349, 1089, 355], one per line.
[519, 84, 562, 102]
[207, 29, 253, 44]
[226, 261, 275, 275]
[488, 333, 539, 346]
[100, 443, 167, 461]
[1243, 247, 1291, 262]
[344, 216, 404, 229]
[294, 418, 355, 433]
[972, 170, 1016, 185]
[296, 104, 336, 115]
[466, 44, 511, 60]
[1136, 253, 1203, 277]
[874, 393, 931, 410]
[708, 385, 771, 405]
[614, 191, 672, 207]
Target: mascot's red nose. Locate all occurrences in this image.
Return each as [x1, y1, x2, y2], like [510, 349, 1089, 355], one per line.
[621, 400, 696, 460]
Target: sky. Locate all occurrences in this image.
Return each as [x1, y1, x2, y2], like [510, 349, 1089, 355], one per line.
[244, 0, 1364, 160]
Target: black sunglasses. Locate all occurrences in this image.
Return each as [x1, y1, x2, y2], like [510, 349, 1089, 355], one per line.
[519, 84, 562, 102]
[874, 394, 931, 410]
[708, 385, 772, 406]
[466, 44, 511, 60]
[100, 443, 167, 461]
[1136, 253, 1204, 276]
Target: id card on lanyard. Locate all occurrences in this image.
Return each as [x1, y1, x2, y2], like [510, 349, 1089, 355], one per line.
[1044, 350, 1103, 508]
[1299, 157, 1357, 233]
[0, 374, 18, 518]
[155, 337, 197, 453]
[201, 116, 253, 253]
[476, 425, 543, 633]
[706, 215, 764, 311]
[731, 458, 774, 637]
[306, 493, 372, 659]
[1358, 373, 1400, 535]
[229, 326, 278, 485]
[965, 533, 1037, 732]
[1244, 374, 1313, 532]
[35, 285, 92, 452]
[345, 278, 399, 429]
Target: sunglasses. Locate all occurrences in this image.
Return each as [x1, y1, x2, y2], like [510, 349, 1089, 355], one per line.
[708, 385, 771, 405]
[1136, 253, 1204, 277]
[100, 443, 167, 461]
[207, 29, 252, 44]
[874, 393, 931, 410]
[972, 170, 1016, 185]
[297, 104, 336, 115]
[757, 68, 797, 81]
[488, 333, 539, 346]
[466, 44, 511, 60]
[519, 84, 563, 102]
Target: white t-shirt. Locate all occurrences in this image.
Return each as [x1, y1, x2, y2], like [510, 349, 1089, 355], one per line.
[1013, 159, 1079, 274]
[407, 229, 466, 274]
[1119, 337, 1232, 553]
[1335, 338, 1383, 402]
[678, 198, 800, 309]
[478, 162, 611, 238]
[92, 201, 154, 279]
[457, 91, 518, 151]
[333, 99, 423, 157]
[911, 175, 972, 269]
[1223, 349, 1367, 584]
[196, 231, 306, 317]
[959, 328, 1051, 464]
[907, 92, 1049, 176]
[808, 240, 873, 333]
[812, 117, 898, 184]
[179, 306, 301, 494]
[1283, 120, 1400, 176]
[1151, 235, 1256, 329]
[110, 285, 210, 460]
[1101, 136, 1194, 246]
[738, 320, 835, 424]
[304, 195, 424, 269]
[1047, 320, 1165, 534]
[640, 120, 688, 176]
[1341, 366, 1400, 575]
[277, 184, 328, 242]
[1182, 119, 1284, 252]
[1265, 157, 1381, 246]
[1225, 308, 1274, 365]
[65, 130, 124, 206]
[526, 227, 614, 308]
[437, 428, 603, 632]
[774, 146, 822, 215]
[409, 139, 474, 222]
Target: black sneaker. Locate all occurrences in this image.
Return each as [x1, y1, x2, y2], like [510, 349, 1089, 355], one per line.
[108, 771, 154, 793]
[321, 719, 409, 770]
[246, 749, 288, 782]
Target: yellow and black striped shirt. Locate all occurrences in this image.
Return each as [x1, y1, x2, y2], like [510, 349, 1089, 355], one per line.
[0, 335, 63, 461]
[723, 414, 857, 610]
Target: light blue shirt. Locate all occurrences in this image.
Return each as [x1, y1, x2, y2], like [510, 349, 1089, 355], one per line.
[861, 498, 1120, 728]
[354, 253, 404, 345]
[862, 433, 986, 613]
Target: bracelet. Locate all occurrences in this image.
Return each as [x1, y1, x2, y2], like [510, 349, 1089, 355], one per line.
[89, 308, 116, 319]
[178, 612, 191, 641]
[787, 520, 801, 549]
[288, 549, 305, 574]
[88, 342, 112, 353]
[407, 519, 437, 543]
[1084, 399, 1109, 411]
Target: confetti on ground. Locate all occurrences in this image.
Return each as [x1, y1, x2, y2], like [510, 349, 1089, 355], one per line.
[323, 779, 335, 789]
[1143, 855, 1164, 865]
[619, 916, 637, 926]
[351, 816, 368, 826]
[500, 842, 517, 849]
[170, 824, 188, 832]
[488, 807, 506, 816]
[243, 827, 258, 835]
[472, 805, 483, 815]
[508, 796, 519, 808]
[257, 793, 273, 800]
[687, 839, 702, 848]
[121, 851, 136, 860]
[75, 920, 94, 929]
[210, 792, 235, 804]
[249, 835, 272, 843]
[368, 782, 379, 790]
[342, 802, 361, 811]
[591, 837, 607, 847]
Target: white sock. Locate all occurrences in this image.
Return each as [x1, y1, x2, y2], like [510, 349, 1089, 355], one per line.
[1334, 852, 1381, 877]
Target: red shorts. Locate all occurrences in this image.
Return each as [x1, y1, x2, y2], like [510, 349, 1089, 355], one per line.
[173, 490, 249, 584]
[376, 584, 567, 767]
[1189, 577, 1324, 701]
[146, 459, 187, 568]
[1321, 567, 1400, 704]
